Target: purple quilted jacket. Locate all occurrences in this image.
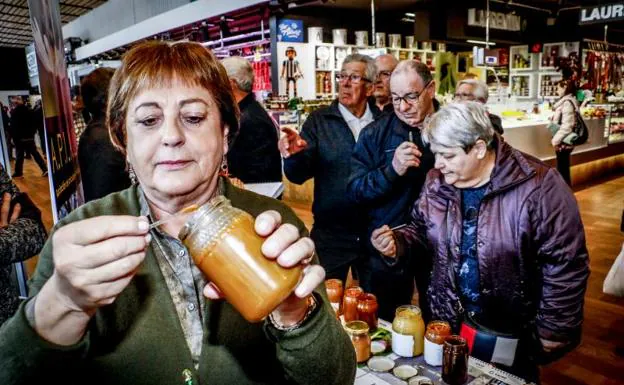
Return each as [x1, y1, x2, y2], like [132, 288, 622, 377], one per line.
[395, 138, 589, 357]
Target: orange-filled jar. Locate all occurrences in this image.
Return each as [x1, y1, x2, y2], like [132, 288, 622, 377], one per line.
[424, 320, 451, 366]
[342, 286, 364, 322]
[179, 196, 303, 323]
[357, 293, 378, 331]
[325, 279, 344, 316]
[345, 320, 371, 363]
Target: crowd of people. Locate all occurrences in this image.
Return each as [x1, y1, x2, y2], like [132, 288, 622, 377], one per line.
[0, 40, 589, 384]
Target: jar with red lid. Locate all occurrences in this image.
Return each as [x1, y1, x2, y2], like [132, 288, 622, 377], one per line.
[356, 293, 378, 331]
[424, 320, 451, 366]
[342, 286, 363, 322]
[324, 279, 343, 316]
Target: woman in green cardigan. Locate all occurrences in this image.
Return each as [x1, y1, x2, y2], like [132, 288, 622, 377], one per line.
[0, 41, 356, 385]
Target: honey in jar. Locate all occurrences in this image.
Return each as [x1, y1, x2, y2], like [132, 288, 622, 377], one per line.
[345, 320, 371, 363]
[357, 293, 378, 331]
[342, 286, 364, 323]
[325, 279, 344, 316]
[179, 196, 303, 323]
[391, 305, 425, 357]
[424, 320, 452, 366]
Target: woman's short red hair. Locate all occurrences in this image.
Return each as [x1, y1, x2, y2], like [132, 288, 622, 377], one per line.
[106, 40, 240, 154]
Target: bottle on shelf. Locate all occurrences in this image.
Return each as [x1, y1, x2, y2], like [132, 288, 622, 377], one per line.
[323, 72, 331, 94]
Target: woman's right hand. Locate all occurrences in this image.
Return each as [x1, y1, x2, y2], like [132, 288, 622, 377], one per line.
[35, 216, 150, 345]
[371, 225, 397, 258]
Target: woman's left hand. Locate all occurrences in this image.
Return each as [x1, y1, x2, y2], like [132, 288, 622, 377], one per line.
[203, 210, 324, 327]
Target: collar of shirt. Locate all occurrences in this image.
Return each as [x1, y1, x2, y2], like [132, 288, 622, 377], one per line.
[338, 102, 374, 141]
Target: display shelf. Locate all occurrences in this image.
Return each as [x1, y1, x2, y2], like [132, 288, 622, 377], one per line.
[510, 45, 533, 71]
[539, 42, 580, 70]
[538, 73, 563, 99]
[609, 103, 624, 144]
[510, 73, 534, 99]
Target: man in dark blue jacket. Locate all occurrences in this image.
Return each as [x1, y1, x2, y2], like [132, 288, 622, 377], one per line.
[280, 54, 380, 286]
[347, 61, 438, 321]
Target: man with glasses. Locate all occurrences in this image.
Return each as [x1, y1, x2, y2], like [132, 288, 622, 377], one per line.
[372, 54, 399, 113]
[347, 60, 438, 321]
[280, 54, 380, 287]
[455, 79, 504, 134]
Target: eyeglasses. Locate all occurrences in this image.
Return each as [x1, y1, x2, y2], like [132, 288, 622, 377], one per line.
[391, 80, 432, 106]
[336, 72, 371, 84]
[377, 70, 392, 80]
[454, 92, 476, 101]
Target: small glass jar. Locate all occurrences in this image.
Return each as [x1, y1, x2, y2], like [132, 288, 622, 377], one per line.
[391, 305, 425, 357]
[345, 320, 371, 363]
[357, 293, 378, 331]
[179, 196, 303, 323]
[325, 279, 344, 316]
[424, 320, 452, 366]
[342, 286, 364, 323]
[442, 335, 469, 385]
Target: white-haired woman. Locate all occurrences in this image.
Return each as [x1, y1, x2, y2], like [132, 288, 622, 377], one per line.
[371, 102, 589, 382]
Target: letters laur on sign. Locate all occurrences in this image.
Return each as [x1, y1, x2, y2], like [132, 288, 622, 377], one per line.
[580, 3, 624, 25]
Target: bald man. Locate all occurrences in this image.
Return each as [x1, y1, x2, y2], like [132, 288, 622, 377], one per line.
[373, 54, 399, 113]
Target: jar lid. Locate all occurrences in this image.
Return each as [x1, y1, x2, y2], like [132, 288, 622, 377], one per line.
[178, 195, 229, 241]
[345, 320, 369, 335]
[395, 305, 421, 318]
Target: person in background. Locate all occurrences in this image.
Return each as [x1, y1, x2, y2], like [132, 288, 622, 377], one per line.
[348, 60, 437, 322]
[31, 98, 46, 158]
[221, 56, 282, 184]
[10, 96, 48, 178]
[0, 163, 47, 325]
[0, 102, 13, 160]
[549, 79, 579, 186]
[78, 67, 131, 202]
[280, 54, 380, 288]
[454, 79, 504, 135]
[371, 102, 589, 382]
[0, 41, 354, 385]
[372, 54, 399, 113]
[71, 85, 87, 141]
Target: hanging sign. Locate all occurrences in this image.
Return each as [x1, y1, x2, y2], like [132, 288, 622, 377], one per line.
[579, 3, 624, 25]
[27, 0, 84, 223]
[277, 19, 304, 43]
[468, 9, 522, 32]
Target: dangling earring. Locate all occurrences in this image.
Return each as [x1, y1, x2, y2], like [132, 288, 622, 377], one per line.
[127, 163, 138, 185]
[219, 156, 230, 177]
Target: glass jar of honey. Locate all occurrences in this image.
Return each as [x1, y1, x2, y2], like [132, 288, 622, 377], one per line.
[342, 286, 364, 323]
[424, 320, 451, 366]
[357, 293, 378, 331]
[325, 279, 344, 316]
[345, 320, 371, 363]
[391, 305, 425, 357]
[179, 196, 303, 323]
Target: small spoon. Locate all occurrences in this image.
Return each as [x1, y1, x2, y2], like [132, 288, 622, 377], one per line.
[148, 204, 200, 230]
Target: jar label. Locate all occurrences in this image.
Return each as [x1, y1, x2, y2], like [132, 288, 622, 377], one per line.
[424, 338, 443, 366]
[392, 331, 414, 357]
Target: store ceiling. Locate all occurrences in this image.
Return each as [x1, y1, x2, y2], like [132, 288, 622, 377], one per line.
[0, 0, 107, 49]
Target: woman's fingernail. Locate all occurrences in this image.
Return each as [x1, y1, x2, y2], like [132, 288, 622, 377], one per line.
[145, 234, 152, 244]
[138, 220, 149, 231]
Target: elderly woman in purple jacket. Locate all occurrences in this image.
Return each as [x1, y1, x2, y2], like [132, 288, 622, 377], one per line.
[371, 102, 589, 382]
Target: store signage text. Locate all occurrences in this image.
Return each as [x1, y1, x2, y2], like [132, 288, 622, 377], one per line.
[579, 3, 624, 25]
[277, 19, 304, 42]
[467, 9, 521, 32]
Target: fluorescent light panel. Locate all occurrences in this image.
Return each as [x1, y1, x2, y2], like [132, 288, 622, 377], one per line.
[466, 39, 496, 46]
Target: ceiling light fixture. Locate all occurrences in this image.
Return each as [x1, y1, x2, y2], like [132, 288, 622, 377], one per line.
[405, 12, 415, 17]
[467, 39, 496, 46]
